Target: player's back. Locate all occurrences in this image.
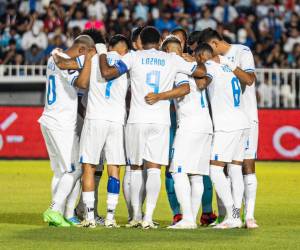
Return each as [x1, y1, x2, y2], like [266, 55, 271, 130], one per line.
[175, 76, 213, 133]
[85, 51, 128, 124]
[206, 60, 249, 132]
[38, 54, 78, 131]
[225, 44, 257, 122]
[125, 49, 185, 125]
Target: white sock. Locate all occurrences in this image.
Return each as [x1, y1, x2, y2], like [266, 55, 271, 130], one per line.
[65, 178, 81, 218]
[123, 166, 133, 220]
[228, 164, 244, 215]
[94, 171, 102, 217]
[144, 168, 161, 222]
[216, 194, 226, 217]
[141, 168, 147, 205]
[107, 193, 119, 221]
[51, 169, 62, 197]
[189, 175, 204, 223]
[244, 173, 258, 220]
[210, 165, 234, 219]
[82, 191, 95, 221]
[51, 173, 75, 213]
[172, 173, 193, 223]
[130, 170, 144, 221]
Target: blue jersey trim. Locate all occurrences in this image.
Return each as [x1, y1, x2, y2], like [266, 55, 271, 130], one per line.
[175, 80, 189, 87]
[76, 57, 83, 69]
[244, 69, 255, 73]
[70, 75, 78, 86]
[206, 73, 213, 79]
[191, 64, 197, 73]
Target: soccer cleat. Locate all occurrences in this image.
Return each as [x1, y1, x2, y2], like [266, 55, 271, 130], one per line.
[172, 214, 183, 225]
[213, 218, 242, 229]
[65, 216, 81, 227]
[43, 208, 70, 227]
[209, 215, 225, 227]
[125, 220, 142, 228]
[105, 219, 120, 228]
[167, 220, 197, 230]
[142, 220, 158, 229]
[95, 216, 105, 226]
[245, 219, 259, 229]
[74, 207, 85, 221]
[153, 220, 160, 226]
[80, 219, 96, 228]
[200, 212, 217, 226]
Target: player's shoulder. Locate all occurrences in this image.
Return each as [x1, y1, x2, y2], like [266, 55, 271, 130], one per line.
[232, 44, 252, 53]
[205, 60, 218, 69]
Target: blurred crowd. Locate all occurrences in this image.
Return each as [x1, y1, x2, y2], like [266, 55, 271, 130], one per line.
[0, 0, 300, 69]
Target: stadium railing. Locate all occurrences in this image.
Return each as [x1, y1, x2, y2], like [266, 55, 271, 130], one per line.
[0, 65, 299, 108]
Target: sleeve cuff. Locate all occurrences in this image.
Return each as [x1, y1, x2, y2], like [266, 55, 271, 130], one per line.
[76, 57, 83, 69]
[175, 80, 189, 87]
[114, 60, 128, 75]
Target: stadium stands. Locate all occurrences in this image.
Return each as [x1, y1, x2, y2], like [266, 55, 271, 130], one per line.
[0, 0, 299, 107]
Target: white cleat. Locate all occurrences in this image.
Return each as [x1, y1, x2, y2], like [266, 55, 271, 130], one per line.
[80, 219, 96, 228]
[142, 220, 158, 229]
[213, 218, 242, 229]
[105, 219, 120, 228]
[125, 220, 142, 228]
[167, 220, 197, 230]
[245, 219, 259, 229]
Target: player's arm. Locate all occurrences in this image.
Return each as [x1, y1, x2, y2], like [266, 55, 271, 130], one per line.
[74, 49, 96, 89]
[97, 44, 129, 80]
[219, 54, 255, 86]
[194, 76, 212, 90]
[52, 49, 80, 70]
[145, 83, 190, 105]
[177, 53, 207, 79]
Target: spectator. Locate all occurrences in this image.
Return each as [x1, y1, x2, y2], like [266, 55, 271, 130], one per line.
[21, 22, 48, 50]
[19, 0, 45, 16]
[280, 82, 295, 108]
[0, 26, 22, 50]
[284, 27, 300, 53]
[45, 34, 67, 56]
[213, 0, 238, 25]
[87, 0, 107, 21]
[257, 74, 279, 108]
[154, 10, 177, 32]
[256, 0, 272, 18]
[1, 39, 18, 65]
[43, 3, 64, 33]
[134, 0, 149, 22]
[85, 13, 106, 32]
[68, 9, 87, 31]
[195, 5, 217, 31]
[25, 44, 45, 65]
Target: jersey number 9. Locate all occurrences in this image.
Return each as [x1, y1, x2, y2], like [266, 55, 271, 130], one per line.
[146, 71, 160, 94]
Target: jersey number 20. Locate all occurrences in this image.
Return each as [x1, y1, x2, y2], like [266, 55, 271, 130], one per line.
[231, 77, 241, 107]
[47, 75, 56, 105]
[146, 71, 160, 94]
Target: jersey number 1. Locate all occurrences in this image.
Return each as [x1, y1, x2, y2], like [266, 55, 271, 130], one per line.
[231, 77, 241, 107]
[47, 75, 56, 105]
[146, 71, 160, 94]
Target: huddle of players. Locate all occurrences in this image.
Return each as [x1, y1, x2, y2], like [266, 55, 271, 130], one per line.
[39, 25, 259, 230]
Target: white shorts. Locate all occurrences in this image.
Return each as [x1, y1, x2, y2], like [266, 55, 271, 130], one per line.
[41, 125, 80, 174]
[125, 123, 169, 166]
[79, 119, 125, 165]
[244, 121, 259, 160]
[211, 129, 249, 163]
[170, 129, 212, 175]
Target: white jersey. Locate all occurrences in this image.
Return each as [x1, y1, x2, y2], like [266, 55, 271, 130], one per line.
[206, 60, 249, 132]
[119, 49, 197, 125]
[38, 53, 79, 131]
[85, 51, 129, 124]
[224, 44, 258, 122]
[174, 74, 213, 133]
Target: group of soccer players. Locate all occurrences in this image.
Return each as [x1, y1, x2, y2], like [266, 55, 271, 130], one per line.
[39, 25, 259, 230]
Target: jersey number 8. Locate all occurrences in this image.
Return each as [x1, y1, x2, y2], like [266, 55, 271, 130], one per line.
[47, 75, 56, 105]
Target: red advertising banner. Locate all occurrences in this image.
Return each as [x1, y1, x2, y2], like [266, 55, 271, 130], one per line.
[258, 109, 300, 161]
[0, 107, 299, 160]
[0, 107, 47, 158]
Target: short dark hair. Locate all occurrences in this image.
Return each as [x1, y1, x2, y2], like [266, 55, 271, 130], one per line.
[198, 28, 223, 43]
[194, 43, 213, 56]
[81, 29, 106, 44]
[161, 35, 181, 51]
[187, 31, 202, 46]
[171, 27, 188, 42]
[131, 26, 143, 42]
[109, 34, 130, 49]
[140, 26, 161, 46]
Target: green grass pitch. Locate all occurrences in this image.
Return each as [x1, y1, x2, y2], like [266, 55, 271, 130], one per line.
[0, 161, 300, 250]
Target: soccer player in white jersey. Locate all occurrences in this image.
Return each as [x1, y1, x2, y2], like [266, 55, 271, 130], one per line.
[146, 36, 213, 229]
[97, 26, 207, 229]
[39, 35, 95, 227]
[79, 34, 130, 228]
[194, 43, 250, 229]
[199, 28, 258, 228]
